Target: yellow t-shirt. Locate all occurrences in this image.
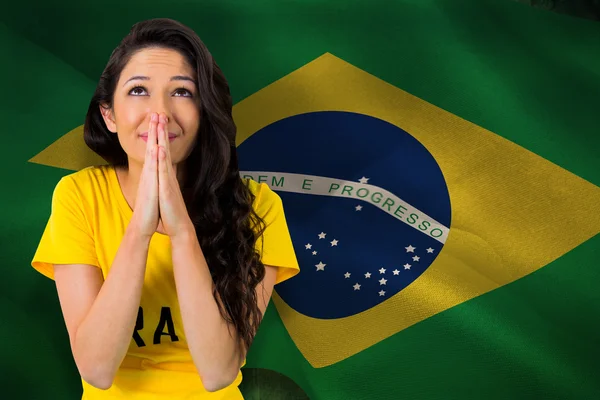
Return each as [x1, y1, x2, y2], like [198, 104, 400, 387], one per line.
[31, 165, 300, 400]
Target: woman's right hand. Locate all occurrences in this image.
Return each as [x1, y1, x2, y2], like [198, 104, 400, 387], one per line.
[131, 113, 160, 238]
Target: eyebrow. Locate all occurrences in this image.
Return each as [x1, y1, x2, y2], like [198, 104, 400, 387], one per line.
[123, 75, 197, 86]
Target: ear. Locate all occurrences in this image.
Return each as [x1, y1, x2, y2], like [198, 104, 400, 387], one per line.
[99, 103, 117, 133]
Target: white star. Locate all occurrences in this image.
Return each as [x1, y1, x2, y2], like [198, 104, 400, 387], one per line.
[358, 176, 369, 184]
[364, 272, 371, 278]
[379, 290, 386, 296]
[404, 263, 411, 270]
[427, 247, 434, 253]
[405, 245, 415, 253]
[305, 243, 312, 249]
[379, 268, 386, 274]
[353, 283, 361, 290]
[355, 205, 363, 211]
[318, 232, 326, 239]
[312, 251, 317, 255]
[412, 255, 420, 262]
[315, 262, 326, 271]
[344, 272, 351, 278]
[392, 269, 400, 275]
[330, 239, 339, 247]
[379, 278, 387, 285]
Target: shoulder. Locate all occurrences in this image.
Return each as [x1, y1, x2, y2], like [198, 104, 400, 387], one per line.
[243, 178, 283, 215]
[59, 164, 111, 185]
[53, 165, 112, 195]
[242, 178, 300, 283]
[50, 165, 113, 211]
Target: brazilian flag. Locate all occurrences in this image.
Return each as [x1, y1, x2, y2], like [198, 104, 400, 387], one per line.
[2, 1, 599, 399]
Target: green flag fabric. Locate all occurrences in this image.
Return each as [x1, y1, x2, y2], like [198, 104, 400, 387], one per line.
[2, 1, 599, 399]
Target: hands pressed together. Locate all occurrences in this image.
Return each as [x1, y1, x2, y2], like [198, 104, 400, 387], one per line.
[132, 112, 193, 239]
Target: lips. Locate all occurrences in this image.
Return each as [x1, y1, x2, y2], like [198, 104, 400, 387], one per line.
[140, 136, 177, 142]
[139, 132, 179, 141]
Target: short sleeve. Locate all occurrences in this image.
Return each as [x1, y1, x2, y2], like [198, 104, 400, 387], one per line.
[31, 176, 100, 280]
[253, 183, 300, 285]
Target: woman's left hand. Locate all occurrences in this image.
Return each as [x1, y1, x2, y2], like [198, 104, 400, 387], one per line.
[156, 113, 194, 238]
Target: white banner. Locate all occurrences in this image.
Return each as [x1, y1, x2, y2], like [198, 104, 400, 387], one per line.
[240, 171, 449, 244]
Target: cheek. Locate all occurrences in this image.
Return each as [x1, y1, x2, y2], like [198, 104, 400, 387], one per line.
[112, 100, 147, 158]
[115, 103, 146, 131]
[179, 106, 201, 136]
[180, 103, 201, 125]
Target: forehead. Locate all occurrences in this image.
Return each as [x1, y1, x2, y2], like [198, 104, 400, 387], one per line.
[121, 47, 194, 78]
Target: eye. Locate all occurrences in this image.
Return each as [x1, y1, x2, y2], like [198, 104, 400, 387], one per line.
[127, 86, 194, 97]
[128, 86, 147, 96]
[174, 87, 193, 97]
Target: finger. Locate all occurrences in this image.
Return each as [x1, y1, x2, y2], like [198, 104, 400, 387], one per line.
[158, 137, 168, 184]
[146, 113, 158, 170]
[155, 113, 172, 166]
[148, 117, 159, 197]
[157, 113, 167, 156]
[162, 114, 172, 165]
[149, 112, 158, 149]
[148, 146, 157, 178]
[157, 114, 169, 178]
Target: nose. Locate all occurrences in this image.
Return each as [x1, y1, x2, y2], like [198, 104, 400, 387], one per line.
[147, 95, 174, 124]
[146, 112, 172, 131]
[148, 111, 170, 123]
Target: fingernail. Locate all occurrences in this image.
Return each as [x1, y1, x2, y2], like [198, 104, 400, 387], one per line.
[151, 113, 157, 122]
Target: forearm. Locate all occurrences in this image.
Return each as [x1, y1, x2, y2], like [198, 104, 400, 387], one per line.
[74, 222, 151, 388]
[170, 227, 242, 391]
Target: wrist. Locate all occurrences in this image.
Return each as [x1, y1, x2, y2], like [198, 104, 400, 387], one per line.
[126, 219, 154, 244]
[171, 221, 197, 244]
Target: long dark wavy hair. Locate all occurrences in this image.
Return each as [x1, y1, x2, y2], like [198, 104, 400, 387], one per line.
[83, 18, 266, 353]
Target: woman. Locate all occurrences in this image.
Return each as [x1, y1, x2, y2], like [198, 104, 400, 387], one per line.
[31, 17, 300, 399]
